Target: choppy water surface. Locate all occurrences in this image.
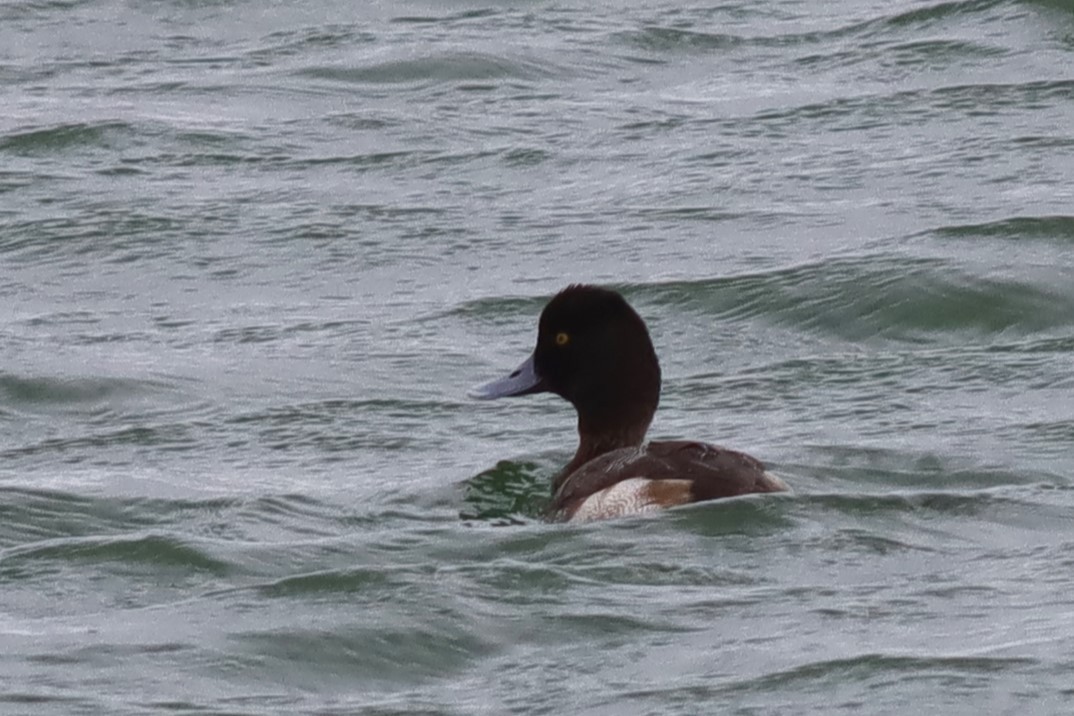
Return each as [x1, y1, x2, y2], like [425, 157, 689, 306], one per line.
[3, 0, 1074, 712]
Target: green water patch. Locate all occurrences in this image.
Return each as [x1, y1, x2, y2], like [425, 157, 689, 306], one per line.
[461, 459, 551, 523]
[0, 372, 164, 412]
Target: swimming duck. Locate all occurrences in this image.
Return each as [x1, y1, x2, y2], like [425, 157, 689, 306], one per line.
[471, 284, 788, 522]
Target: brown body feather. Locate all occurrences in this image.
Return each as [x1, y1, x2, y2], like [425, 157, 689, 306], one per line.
[552, 440, 785, 521]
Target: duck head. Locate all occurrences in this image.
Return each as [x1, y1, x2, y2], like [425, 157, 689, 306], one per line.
[471, 285, 661, 451]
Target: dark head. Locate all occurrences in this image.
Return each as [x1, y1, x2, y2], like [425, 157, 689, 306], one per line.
[471, 285, 661, 448]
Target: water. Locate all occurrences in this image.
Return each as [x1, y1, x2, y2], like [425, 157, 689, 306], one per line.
[2, 0, 1074, 712]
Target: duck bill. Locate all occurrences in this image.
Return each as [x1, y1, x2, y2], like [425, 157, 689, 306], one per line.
[469, 353, 546, 400]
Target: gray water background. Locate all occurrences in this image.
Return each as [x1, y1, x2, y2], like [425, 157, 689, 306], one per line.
[3, 0, 1074, 713]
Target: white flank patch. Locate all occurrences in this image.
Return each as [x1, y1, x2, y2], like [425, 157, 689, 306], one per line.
[568, 477, 663, 523]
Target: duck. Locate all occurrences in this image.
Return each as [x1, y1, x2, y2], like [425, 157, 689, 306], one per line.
[470, 284, 788, 522]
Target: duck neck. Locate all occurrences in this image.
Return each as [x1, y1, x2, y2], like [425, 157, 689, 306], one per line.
[552, 415, 652, 494]
[574, 422, 650, 466]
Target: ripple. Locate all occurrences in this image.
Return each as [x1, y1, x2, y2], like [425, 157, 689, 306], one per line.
[748, 79, 1074, 135]
[231, 622, 498, 686]
[613, 26, 745, 54]
[390, 8, 501, 25]
[255, 567, 398, 597]
[0, 121, 132, 155]
[0, 486, 355, 560]
[0, 487, 156, 546]
[298, 51, 558, 86]
[713, 651, 1037, 695]
[796, 37, 1008, 73]
[245, 25, 376, 62]
[0, 423, 200, 462]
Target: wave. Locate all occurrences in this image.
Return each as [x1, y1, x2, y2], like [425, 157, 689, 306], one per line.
[639, 256, 1073, 341]
[3, 532, 233, 574]
[449, 252, 1074, 343]
[0, 486, 343, 545]
[931, 215, 1074, 242]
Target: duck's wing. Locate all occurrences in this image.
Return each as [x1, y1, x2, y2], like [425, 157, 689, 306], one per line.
[551, 440, 786, 520]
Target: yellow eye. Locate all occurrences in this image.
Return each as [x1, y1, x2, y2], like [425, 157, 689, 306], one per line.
[555, 332, 570, 346]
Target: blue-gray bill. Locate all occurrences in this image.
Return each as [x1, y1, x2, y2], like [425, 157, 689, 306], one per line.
[468, 353, 546, 400]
